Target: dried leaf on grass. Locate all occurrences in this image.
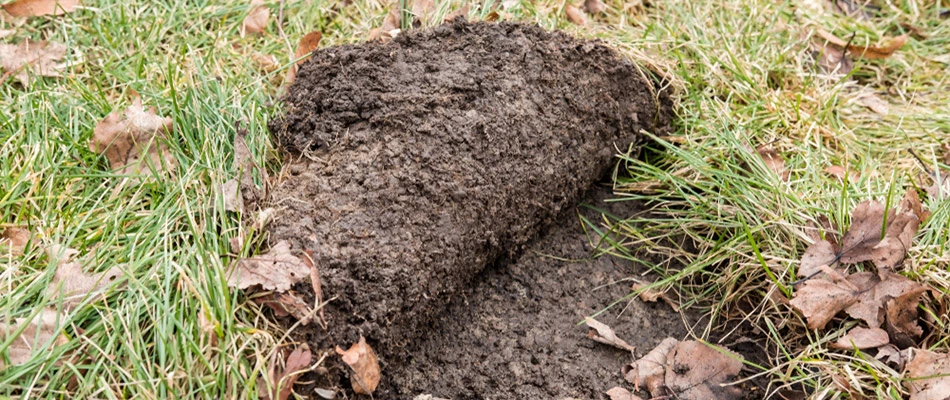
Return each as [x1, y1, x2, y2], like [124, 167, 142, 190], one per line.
[824, 165, 859, 181]
[227, 240, 310, 292]
[798, 191, 925, 277]
[0, 39, 66, 85]
[253, 292, 312, 324]
[240, 0, 268, 36]
[844, 271, 924, 329]
[336, 336, 381, 394]
[876, 343, 912, 370]
[45, 252, 123, 311]
[904, 349, 950, 400]
[856, 93, 889, 115]
[830, 327, 889, 349]
[884, 286, 928, 348]
[584, 0, 607, 14]
[756, 144, 789, 181]
[90, 95, 177, 175]
[632, 282, 679, 311]
[2, 0, 78, 17]
[789, 277, 862, 330]
[1, 226, 31, 255]
[814, 29, 908, 60]
[565, 4, 588, 26]
[811, 38, 853, 75]
[584, 317, 636, 352]
[410, 0, 435, 27]
[606, 386, 643, 400]
[624, 338, 743, 399]
[0, 308, 68, 368]
[264, 345, 312, 400]
[285, 30, 322, 85]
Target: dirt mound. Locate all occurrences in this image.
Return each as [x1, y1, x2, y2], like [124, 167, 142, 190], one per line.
[266, 17, 673, 387]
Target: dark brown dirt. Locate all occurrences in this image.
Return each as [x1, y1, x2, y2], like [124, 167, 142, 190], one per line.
[384, 187, 689, 399]
[265, 19, 674, 398]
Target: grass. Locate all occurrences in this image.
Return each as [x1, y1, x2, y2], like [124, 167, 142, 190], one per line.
[0, 0, 947, 398]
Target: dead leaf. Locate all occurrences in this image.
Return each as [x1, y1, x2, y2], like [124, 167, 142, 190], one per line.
[240, 0, 269, 36]
[0, 308, 68, 368]
[856, 93, 889, 115]
[565, 4, 588, 26]
[814, 29, 908, 59]
[844, 271, 924, 328]
[0, 39, 66, 85]
[665, 340, 744, 399]
[623, 337, 677, 394]
[810, 36, 853, 75]
[585, 0, 607, 14]
[790, 278, 860, 329]
[632, 282, 679, 311]
[830, 327, 889, 349]
[2, 0, 78, 17]
[227, 240, 310, 292]
[269, 346, 312, 400]
[285, 30, 322, 85]
[442, 4, 469, 23]
[884, 286, 928, 348]
[44, 248, 123, 311]
[220, 179, 244, 213]
[756, 144, 789, 181]
[875, 344, 910, 370]
[799, 240, 838, 278]
[584, 317, 636, 352]
[410, 0, 434, 27]
[606, 387, 643, 400]
[1, 226, 31, 255]
[824, 165, 859, 181]
[837, 200, 888, 265]
[253, 292, 312, 324]
[904, 349, 950, 400]
[335, 336, 381, 394]
[89, 95, 177, 175]
[925, 174, 949, 201]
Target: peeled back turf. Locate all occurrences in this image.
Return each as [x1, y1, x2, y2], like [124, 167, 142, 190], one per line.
[267, 19, 673, 362]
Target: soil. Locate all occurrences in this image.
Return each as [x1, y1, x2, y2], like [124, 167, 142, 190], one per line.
[265, 19, 675, 398]
[385, 187, 689, 399]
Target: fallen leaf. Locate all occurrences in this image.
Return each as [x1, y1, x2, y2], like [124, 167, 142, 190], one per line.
[837, 200, 888, 265]
[925, 174, 949, 200]
[442, 4, 469, 23]
[89, 95, 177, 175]
[1, 0, 78, 17]
[44, 247, 123, 311]
[410, 0, 434, 27]
[0, 39, 67, 85]
[756, 144, 789, 181]
[584, 317, 636, 352]
[790, 278, 860, 329]
[336, 336, 381, 394]
[814, 29, 908, 59]
[810, 36, 853, 75]
[844, 271, 924, 328]
[799, 239, 837, 278]
[220, 179, 244, 213]
[253, 291, 312, 324]
[875, 344, 910, 370]
[1, 226, 31, 255]
[585, 0, 607, 14]
[856, 93, 889, 115]
[285, 30, 322, 85]
[606, 386, 643, 400]
[904, 349, 950, 400]
[268, 345, 312, 400]
[664, 340, 744, 400]
[623, 337, 677, 394]
[830, 327, 889, 349]
[884, 286, 928, 348]
[824, 165, 859, 182]
[565, 4, 587, 26]
[240, 0, 269, 36]
[632, 282, 679, 311]
[227, 240, 310, 292]
[0, 308, 68, 368]
[197, 309, 218, 346]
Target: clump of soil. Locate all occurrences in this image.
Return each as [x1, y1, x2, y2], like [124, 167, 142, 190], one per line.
[386, 187, 689, 399]
[266, 18, 673, 393]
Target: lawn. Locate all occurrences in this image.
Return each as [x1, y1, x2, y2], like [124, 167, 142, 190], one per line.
[1, 0, 948, 398]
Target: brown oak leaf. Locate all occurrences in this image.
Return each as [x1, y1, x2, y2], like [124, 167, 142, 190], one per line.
[89, 95, 177, 175]
[0, 39, 67, 85]
[227, 240, 310, 292]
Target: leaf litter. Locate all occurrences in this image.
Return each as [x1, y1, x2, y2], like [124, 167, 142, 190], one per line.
[0, 226, 31, 255]
[1, 0, 78, 17]
[240, 0, 268, 36]
[830, 327, 889, 349]
[89, 94, 177, 175]
[0, 39, 67, 85]
[623, 338, 743, 399]
[584, 317, 636, 352]
[904, 349, 950, 400]
[262, 345, 312, 400]
[227, 240, 310, 292]
[335, 336, 381, 395]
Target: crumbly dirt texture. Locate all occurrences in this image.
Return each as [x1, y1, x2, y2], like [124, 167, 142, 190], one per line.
[266, 18, 673, 395]
[386, 188, 689, 399]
